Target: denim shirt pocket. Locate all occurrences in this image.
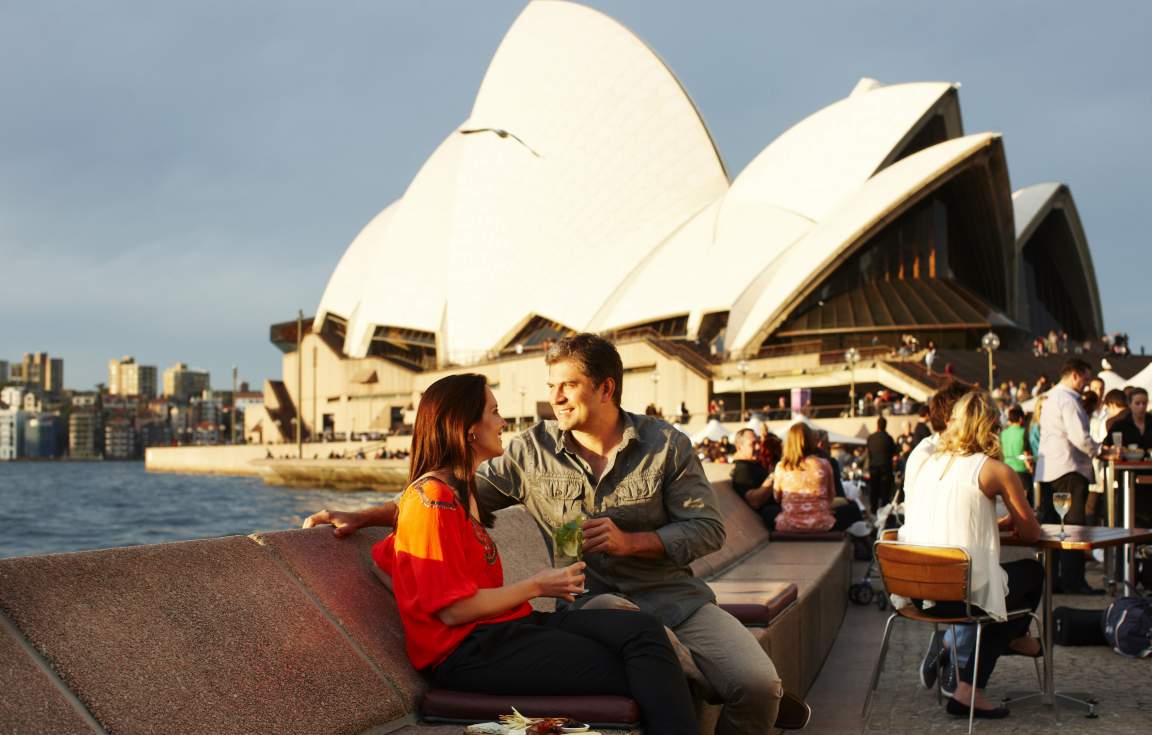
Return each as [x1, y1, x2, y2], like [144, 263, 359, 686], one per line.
[610, 471, 665, 530]
[534, 474, 586, 529]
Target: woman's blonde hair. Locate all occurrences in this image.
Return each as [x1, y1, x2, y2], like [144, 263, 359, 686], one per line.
[936, 392, 1003, 459]
[778, 422, 816, 471]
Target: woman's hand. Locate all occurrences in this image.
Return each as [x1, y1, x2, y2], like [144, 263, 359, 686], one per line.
[302, 509, 366, 538]
[529, 562, 586, 602]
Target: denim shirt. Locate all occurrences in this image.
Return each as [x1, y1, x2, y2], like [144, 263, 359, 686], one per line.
[475, 410, 726, 627]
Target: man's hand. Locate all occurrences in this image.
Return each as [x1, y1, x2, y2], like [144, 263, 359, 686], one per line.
[302, 509, 365, 538]
[580, 517, 671, 558]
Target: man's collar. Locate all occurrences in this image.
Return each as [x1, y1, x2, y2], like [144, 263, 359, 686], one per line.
[557, 408, 640, 456]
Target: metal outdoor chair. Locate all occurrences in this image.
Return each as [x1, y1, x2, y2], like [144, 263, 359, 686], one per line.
[862, 539, 1042, 734]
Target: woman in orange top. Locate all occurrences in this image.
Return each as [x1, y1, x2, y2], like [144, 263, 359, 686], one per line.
[772, 423, 837, 533]
[307, 374, 696, 734]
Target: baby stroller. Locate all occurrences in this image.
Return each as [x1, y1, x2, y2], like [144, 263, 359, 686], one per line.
[848, 490, 904, 610]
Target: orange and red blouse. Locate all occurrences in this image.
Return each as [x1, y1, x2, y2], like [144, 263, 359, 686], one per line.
[373, 477, 531, 670]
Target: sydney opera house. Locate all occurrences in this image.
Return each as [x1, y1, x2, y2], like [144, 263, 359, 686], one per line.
[249, 1, 1102, 442]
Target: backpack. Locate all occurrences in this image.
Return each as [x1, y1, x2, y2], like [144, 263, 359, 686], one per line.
[1102, 596, 1152, 658]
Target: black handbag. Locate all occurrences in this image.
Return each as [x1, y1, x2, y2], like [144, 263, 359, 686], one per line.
[1053, 606, 1107, 646]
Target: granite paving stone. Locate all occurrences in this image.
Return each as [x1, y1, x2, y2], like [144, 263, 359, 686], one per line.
[0, 536, 405, 735]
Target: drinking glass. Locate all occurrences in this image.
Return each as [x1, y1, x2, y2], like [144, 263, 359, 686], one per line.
[1052, 491, 1072, 540]
[552, 515, 585, 568]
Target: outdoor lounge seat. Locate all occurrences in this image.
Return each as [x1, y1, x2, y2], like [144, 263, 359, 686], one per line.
[421, 689, 640, 728]
[714, 581, 799, 626]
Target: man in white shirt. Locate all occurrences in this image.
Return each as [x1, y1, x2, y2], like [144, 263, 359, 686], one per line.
[1038, 358, 1104, 594]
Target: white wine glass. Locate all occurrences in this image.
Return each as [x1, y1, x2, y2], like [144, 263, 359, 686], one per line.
[1052, 491, 1072, 540]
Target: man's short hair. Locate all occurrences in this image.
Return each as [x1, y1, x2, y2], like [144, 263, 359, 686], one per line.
[1131, 387, 1149, 400]
[877, 416, 887, 431]
[1104, 389, 1129, 409]
[1007, 405, 1024, 423]
[545, 333, 624, 406]
[918, 404, 930, 418]
[1060, 358, 1093, 380]
[928, 380, 975, 433]
[735, 427, 756, 444]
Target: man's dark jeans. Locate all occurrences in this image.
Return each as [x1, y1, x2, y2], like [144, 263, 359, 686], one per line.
[1040, 472, 1090, 591]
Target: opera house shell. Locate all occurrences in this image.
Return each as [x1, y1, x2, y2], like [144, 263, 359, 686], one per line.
[256, 0, 1103, 441]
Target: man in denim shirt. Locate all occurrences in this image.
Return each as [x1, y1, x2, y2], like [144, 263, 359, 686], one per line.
[477, 334, 783, 734]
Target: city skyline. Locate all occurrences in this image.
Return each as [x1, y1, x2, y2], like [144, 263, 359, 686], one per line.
[2, 1, 1149, 389]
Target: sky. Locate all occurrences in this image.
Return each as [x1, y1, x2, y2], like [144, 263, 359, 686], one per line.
[1, 0, 1149, 390]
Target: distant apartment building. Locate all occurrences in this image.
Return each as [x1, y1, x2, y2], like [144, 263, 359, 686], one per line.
[9, 353, 63, 395]
[163, 363, 210, 402]
[1, 386, 27, 411]
[69, 411, 102, 459]
[108, 357, 157, 398]
[104, 421, 137, 460]
[138, 420, 172, 449]
[0, 408, 28, 460]
[25, 414, 63, 458]
[0, 359, 8, 384]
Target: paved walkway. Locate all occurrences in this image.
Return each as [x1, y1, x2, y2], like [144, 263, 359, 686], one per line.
[806, 562, 1152, 734]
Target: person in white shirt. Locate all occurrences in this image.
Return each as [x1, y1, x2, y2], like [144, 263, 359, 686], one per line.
[1037, 359, 1107, 594]
[897, 392, 1043, 720]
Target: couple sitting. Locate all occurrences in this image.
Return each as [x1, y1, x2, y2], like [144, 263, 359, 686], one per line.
[304, 334, 783, 734]
[730, 424, 863, 533]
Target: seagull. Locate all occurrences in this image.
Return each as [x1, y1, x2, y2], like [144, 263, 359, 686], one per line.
[459, 127, 542, 157]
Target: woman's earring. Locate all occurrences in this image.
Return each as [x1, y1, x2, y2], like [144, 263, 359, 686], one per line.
[468, 433, 476, 442]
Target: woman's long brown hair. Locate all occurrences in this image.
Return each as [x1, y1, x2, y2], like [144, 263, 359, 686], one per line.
[778, 422, 816, 472]
[408, 373, 495, 527]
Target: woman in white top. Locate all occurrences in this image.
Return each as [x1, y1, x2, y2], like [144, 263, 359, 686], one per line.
[897, 392, 1043, 719]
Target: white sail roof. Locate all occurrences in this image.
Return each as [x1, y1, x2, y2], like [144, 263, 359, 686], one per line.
[1011, 182, 1103, 336]
[590, 80, 960, 335]
[727, 133, 1003, 354]
[315, 201, 398, 332]
[729, 81, 960, 223]
[330, 0, 728, 361]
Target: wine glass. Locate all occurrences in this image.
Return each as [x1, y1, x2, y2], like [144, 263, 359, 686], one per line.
[1052, 491, 1072, 540]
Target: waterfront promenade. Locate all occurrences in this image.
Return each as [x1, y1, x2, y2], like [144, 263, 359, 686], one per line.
[807, 563, 1150, 734]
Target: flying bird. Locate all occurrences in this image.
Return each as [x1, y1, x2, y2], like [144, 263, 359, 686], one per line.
[459, 127, 542, 157]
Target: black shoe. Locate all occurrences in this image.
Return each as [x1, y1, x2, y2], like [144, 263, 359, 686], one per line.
[774, 691, 812, 730]
[919, 630, 946, 689]
[945, 697, 1010, 719]
[939, 658, 957, 697]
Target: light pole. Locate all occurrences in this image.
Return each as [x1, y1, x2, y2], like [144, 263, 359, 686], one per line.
[738, 360, 749, 421]
[518, 385, 527, 430]
[981, 331, 1000, 390]
[231, 364, 238, 445]
[845, 347, 860, 417]
[296, 309, 303, 459]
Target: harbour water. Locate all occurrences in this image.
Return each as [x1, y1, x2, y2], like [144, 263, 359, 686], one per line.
[0, 461, 393, 560]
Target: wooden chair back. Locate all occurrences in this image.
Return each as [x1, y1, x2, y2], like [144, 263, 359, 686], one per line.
[875, 541, 970, 603]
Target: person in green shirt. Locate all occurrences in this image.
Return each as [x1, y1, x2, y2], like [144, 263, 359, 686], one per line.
[1001, 405, 1032, 505]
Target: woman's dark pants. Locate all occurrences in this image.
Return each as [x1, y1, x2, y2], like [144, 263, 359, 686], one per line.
[430, 608, 698, 735]
[918, 558, 1044, 689]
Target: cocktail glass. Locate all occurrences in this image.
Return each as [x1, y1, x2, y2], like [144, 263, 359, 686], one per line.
[552, 516, 585, 568]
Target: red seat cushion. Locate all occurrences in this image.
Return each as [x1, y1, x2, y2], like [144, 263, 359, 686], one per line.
[771, 530, 845, 541]
[712, 581, 799, 626]
[420, 689, 640, 727]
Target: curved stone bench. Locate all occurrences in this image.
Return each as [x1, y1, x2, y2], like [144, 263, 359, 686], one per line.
[0, 480, 849, 734]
